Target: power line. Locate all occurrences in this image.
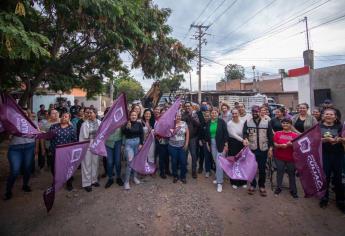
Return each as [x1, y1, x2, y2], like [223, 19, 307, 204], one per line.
[285, 12, 345, 39]
[220, 0, 278, 42]
[200, 0, 226, 25]
[220, 0, 333, 54]
[194, 0, 215, 24]
[208, 0, 238, 27]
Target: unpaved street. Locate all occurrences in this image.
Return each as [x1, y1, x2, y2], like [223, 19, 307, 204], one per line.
[0, 163, 345, 236]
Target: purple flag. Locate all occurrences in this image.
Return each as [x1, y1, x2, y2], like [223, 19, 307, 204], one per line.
[130, 131, 156, 175]
[43, 141, 89, 212]
[0, 93, 53, 139]
[219, 147, 257, 181]
[90, 93, 128, 156]
[292, 124, 326, 198]
[154, 98, 181, 138]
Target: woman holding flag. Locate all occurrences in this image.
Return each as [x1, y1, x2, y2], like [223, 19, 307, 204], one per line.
[319, 108, 345, 213]
[227, 108, 247, 189]
[4, 108, 37, 200]
[79, 108, 101, 192]
[122, 110, 144, 190]
[168, 112, 189, 184]
[49, 112, 77, 191]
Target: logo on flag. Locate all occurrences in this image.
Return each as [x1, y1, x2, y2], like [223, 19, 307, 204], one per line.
[90, 93, 128, 156]
[43, 141, 89, 212]
[219, 147, 257, 181]
[298, 137, 311, 153]
[292, 124, 326, 198]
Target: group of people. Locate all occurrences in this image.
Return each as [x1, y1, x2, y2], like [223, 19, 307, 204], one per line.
[3, 97, 345, 214]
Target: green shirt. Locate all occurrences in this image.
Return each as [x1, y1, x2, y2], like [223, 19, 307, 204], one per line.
[210, 120, 218, 139]
[105, 128, 122, 148]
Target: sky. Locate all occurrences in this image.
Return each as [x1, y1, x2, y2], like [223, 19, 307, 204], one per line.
[131, 0, 345, 91]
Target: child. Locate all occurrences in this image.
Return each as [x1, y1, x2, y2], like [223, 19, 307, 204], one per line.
[273, 118, 299, 198]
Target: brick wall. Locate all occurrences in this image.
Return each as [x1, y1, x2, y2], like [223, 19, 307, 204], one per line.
[216, 79, 283, 93]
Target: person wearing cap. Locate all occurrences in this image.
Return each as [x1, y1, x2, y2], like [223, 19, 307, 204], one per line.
[243, 105, 273, 196]
[196, 101, 208, 174]
[321, 99, 342, 124]
[70, 99, 82, 119]
[273, 118, 299, 198]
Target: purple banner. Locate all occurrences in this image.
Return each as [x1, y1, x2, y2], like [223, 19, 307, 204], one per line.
[0, 93, 53, 139]
[130, 131, 156, 175]
[292, 124, 326, 198]
[43, 141, 89, 212]
[90, 93, 128, 156]
[154, 98, 181, 138]
[219, 147, 257, 181]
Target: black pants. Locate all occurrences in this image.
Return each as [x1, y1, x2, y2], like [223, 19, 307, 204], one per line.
[197, 140, 204, 171]
[251, 150, 268, 188]
[102, 156, 107, 174]
[38, 146, 45, 169]
[228, 138, 247, 186]
[322, 152, 344, 202]
[157, 143, 169, 176]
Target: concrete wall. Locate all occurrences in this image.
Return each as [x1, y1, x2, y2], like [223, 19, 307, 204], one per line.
[312, 64, 345, 121]
[33, 94, 74, 113]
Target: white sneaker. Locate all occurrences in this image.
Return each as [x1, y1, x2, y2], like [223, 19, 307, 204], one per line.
[124, 182, 130, 190]
[205, 172, 210, 178]
[242, 184, 247, 189]
[213, 180, 217, 184]
[232, 185, 238, 189]
[217, 184, 223, 193]
[133, 176, 141, 185]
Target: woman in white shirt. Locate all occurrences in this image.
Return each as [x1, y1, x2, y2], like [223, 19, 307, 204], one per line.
[79, 108, 101, 192]
[227, 108, 247, 189]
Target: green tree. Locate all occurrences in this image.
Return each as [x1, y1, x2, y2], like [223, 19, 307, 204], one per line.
[114, 76, 144, 103]
[159, 74, 185, 98]
[224, 64, 245, 81]
[0, 0, 194, 107]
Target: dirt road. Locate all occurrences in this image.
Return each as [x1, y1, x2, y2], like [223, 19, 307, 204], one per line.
[0, 164, 345, 236]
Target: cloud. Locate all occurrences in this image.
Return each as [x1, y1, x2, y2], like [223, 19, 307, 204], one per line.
[131, 0, 345, 92]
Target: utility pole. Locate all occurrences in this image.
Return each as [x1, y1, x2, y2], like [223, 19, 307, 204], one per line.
[189, 72, 192, 102]
[252, 65, 256, 93]
[191, 24, 209, 103]
[301, 16, 314, 109]
[303, 16, 310, 51]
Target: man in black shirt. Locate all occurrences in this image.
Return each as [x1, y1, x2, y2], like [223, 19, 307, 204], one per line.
[70, 99, 82, 119]
[182, 102, 200, 178]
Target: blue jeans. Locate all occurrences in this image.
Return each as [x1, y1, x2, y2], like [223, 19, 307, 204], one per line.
[124, 138, 139, 183]
[168, 145, 187, 179]
[211, 139, 224, 184]
[157, 143, 169, 176]
[106, 140, 122, 180]
[6, 142, 35, 193]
